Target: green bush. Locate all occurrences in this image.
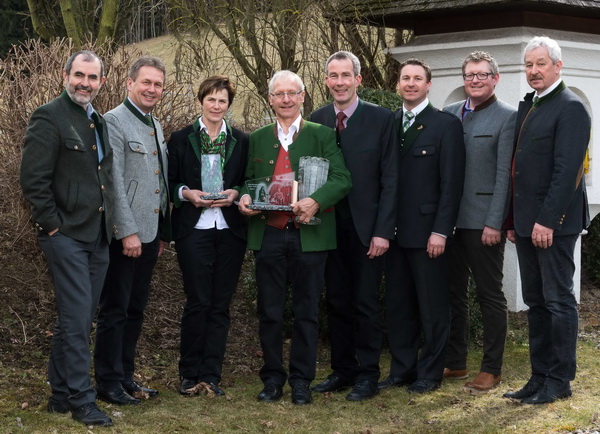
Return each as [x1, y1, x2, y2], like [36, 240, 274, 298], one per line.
[357, 87, 403, 111]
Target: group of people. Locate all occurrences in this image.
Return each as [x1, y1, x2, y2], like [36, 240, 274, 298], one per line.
[19, 34, 590, 428]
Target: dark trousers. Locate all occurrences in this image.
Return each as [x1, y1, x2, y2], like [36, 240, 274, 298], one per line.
[94, 234, 160, 386]
[515, 234, 578, 382]
[384, 242, 449, 382]
[37, 230, 109, 408]
[446, 229, 507, 375]
[255, 225, 326, 387]
[175, 228, 246, 383]
[325, 216, 383, 382]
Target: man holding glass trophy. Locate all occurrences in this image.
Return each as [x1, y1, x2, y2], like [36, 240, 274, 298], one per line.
[239, 70, 351, 405]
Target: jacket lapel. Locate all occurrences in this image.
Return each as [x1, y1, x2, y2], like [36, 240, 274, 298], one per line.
[398, 104, 433, 158]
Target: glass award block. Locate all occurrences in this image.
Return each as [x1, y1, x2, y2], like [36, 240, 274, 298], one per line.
[246, 172, 296, 211]
[201, 154, 228, 200]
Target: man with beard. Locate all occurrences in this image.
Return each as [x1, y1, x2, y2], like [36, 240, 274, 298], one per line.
[20, 51, 115, 426]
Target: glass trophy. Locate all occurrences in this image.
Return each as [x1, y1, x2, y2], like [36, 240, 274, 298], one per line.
[246, 156, 329, 225]
[246, 172, 296, 211]
[201, 154, 228, 200]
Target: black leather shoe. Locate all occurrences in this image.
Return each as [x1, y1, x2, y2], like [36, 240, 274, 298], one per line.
[179, 377, 198, 395]
[502, 375, 545, 400]
[407, 379, 441, 394]
[122, 380, 159, 397]
[96, 384, 141, 405]
[47, 397, 69, 414]
[71, 402, 113, 427]
[521, 379, 572, 404]
[346, 380, 379, 401]
[311, 373, 354, 393]
[207, 382, 225, 396]
[378, 376, 413, 390]
[257, 383, 283, 402]
[291, 383, 312, 405]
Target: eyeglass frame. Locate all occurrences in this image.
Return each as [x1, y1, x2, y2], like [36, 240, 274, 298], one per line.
[462, 72, 495, 81]
[269, 91, 304, 99]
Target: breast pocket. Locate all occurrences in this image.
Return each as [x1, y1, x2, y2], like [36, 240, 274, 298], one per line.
[529, 136, 552, 155]
[413, 146, 436, 157]
[64, 139, 87, 152]
[128, 141, 149, 154]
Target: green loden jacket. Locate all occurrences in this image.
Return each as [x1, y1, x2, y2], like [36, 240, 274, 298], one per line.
[242, 120, 351, 252]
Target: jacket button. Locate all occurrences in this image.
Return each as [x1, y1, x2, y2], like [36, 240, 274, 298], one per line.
[155, 170, 159, 175]
[101, 185, 105, 190]
[274, 144, 278, 148]
[269, 160, 274, 164]
[150, 131, 155, 136]
[98, 165, 102, 171]
[98, 207, 103, 212]
[92, 145, 97, 150]
[155, 189, 160, 194]
[74, 145, 79, 150]
[266, 177, 271, 182]
[90, 123, 95, 129]
[153, 150, 158, 155]
[154, 208, 160, 213]
[422, 150, 426, 155]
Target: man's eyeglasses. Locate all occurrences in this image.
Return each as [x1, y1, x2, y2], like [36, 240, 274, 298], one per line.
[269, 91, 303, 99]
[463, 72, 494, 81]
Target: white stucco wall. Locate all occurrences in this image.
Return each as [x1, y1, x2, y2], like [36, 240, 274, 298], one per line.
[388, 26, 599, 311]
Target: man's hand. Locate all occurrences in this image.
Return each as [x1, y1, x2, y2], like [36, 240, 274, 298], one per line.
[210, 189, 239, 208]
[182, 188, 214, 208]
[158, 240, 166, 257]
[238, 194, 261, 216]
[48, 228, 59, 236]
[481, 226, 502, 246]
[292, 198, 319, 224]
[531, 223, 554, 249]
[427, 233, 447, 258]
[506, 230, 516, 243]
[367, 236, 389, 259]
[122, 234, 142, 258]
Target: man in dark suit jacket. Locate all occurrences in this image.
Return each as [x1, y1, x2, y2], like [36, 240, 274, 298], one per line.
[94, 56, 169, 405]
[380, 58, 465, 394]
[309, 51, 398, 401]
[20, 51, 114, 427]
[503, 36, 590, 404]
[239, 70, 351, 405]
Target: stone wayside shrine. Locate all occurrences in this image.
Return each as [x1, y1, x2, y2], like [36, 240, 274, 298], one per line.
[342, 0, 600, 310]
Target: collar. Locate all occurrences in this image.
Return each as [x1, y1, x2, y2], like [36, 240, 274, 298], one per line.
[334, 96, 359, 119]
[124, 97, 152, 126]
[403, 98, 429, 116]
[199, 117, 227, 136]
[467, 94, 497, 112]
[277, 113, 302, 136]
[536, 78, 562, 98]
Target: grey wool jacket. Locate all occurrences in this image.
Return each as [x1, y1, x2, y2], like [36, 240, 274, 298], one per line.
[444, 96, 516, 231]
[105, 98, 170, 243]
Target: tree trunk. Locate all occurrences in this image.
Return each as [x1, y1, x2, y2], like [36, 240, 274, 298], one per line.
[98, 0, 120, 45]
[26, 0, 58, 40]
[59, 0, 83, 47]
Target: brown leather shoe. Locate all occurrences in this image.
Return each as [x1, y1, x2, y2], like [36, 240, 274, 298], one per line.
[463, 372, 501, 393]
[443, 368, 468, 380]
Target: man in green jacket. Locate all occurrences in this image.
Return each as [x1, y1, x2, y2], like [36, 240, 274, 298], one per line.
[20, 50, 115, 427]
[239, 70, 351, 405]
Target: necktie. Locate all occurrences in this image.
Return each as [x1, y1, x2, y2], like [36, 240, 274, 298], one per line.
[532, 96, 541, 108]
[403, 111, 414, 133]
[337, 111, 347, 133]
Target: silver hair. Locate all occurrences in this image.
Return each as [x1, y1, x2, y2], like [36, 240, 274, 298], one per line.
[268, 70, 305, 93]
[524, 36, 562, 64]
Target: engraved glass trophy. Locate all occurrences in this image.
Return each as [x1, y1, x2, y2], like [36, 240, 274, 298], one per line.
[201, 154, 228, 200]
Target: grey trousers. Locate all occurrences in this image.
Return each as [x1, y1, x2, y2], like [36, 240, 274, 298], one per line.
[38, 230, 109, 409]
